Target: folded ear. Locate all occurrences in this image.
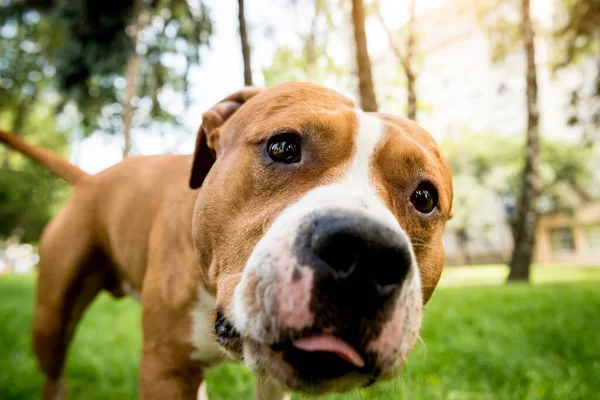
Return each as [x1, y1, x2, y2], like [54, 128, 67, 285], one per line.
[189, 87, 262, 189]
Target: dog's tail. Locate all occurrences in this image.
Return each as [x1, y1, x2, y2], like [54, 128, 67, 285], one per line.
[0, 129, 89, 185]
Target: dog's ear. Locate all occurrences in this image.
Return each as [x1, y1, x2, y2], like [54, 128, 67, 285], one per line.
[189, 87, 262, 189]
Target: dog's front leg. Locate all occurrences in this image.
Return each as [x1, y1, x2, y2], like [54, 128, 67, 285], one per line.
[255, 374, 290, 400]
[139, 346, 205, 400]
[139, 295, 205, 400]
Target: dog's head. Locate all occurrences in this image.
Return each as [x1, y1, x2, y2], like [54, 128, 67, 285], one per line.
[190, 82, 453, 394]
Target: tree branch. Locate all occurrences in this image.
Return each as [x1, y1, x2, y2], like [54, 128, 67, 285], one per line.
[373, 0, 409, 71]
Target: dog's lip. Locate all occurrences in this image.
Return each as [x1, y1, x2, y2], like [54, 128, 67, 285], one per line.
[292, 334, 365, 368]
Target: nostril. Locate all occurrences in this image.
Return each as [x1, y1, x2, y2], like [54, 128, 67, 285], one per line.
[305, 212, 413, 295]
[370, 246, 411, 294]
[314, 233, 364, 278]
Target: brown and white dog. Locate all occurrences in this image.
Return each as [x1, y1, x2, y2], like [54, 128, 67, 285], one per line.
[0, 82, 452, 400]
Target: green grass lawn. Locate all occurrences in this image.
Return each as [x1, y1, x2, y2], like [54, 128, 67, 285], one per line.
[1, 265, 599, 399]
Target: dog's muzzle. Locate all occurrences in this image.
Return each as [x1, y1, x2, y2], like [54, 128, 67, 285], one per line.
[224, 189, 423, 393]
[268, 211, 413, 383]
[298, 210, 412, 301]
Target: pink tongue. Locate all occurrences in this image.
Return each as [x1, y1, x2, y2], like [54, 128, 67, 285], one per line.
[292, 335, 365, 368]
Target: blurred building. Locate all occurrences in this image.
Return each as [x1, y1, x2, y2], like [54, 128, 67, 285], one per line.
[535, 202, 600, 264]
[443, 225, 514, 266]
[444, 201, 600, 266]
[392, 0, 597, 265]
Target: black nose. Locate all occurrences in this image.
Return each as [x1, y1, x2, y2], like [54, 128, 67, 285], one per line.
[302, 212, 412, 295]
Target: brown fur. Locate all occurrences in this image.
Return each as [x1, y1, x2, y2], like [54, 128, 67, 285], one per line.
[2, 128, 207, 397]
[1, 82, 452, 399]
[0, 129, 88, 184]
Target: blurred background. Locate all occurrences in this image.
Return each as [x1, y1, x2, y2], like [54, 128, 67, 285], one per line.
[0, 0, 599, 399]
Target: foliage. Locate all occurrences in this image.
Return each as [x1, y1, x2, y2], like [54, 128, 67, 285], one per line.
[553, 0, 600, 68]
[476, 0, 600, 144]
[474, 0, 522, 63]
[0, 93, 70, 243]
[0, 0, 213, 241]
[0, 0, 213, 136]
[553, 0, 600, 143]
[0, 165, 69, 242]
[0, 7, 60, 133]
[262, 46, 349, 89]
[441, 131, 597, 235]
[1, 267, 599, 398]
[262, 0, 352, 92]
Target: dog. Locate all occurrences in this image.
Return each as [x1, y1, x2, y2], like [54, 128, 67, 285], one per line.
[0, 82, 453, 400]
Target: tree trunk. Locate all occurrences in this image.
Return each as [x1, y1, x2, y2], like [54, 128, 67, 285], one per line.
[456, 229, 471, 265]
[305, 0, 320, 81]
[0, 147, 8, 169]
[122, 0, 143, 158]
[3, 101, 30, 169]
[350, 0, 378, 112]
[374, 0, 416, 120]
[507, 0, 540, 282]
[238, 0, 253, 86]
[405, 0, 417, 121]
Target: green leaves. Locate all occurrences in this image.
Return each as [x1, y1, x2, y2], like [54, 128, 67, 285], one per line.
[0, 98, 70, 241]
[552, 0, 600, 143]
[262, 0, 351, 90]
[553, 0, 600, 68]
[1, 0, 214, 136]
[441, 130, 598, 233]
[0, 167, 69, 242]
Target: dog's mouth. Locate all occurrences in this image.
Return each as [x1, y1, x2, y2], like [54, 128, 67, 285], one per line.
[271, 335, 371, 381]
[214, 309, 244, 354]
[214, 311, 375, 382]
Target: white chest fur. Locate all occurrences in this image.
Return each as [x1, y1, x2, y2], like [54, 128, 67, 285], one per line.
[190, 286, 225, 366]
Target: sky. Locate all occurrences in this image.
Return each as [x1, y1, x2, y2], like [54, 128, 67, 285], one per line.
[72, 0, 448, 173]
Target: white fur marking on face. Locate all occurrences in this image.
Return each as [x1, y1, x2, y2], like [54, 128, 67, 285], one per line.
[233, 111, 395, 340]
[233, 110, 422, 376]
[190, 286, 226, 365]
[344, 111, 384, 192]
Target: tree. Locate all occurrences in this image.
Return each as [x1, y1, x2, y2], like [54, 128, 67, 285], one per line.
[473, 0, 544, 281]
[442, 131, 597, 267]
[0, 102, 70, 242]
[507, 0, 540, 282]
[1, 0, 213, 148]
[350, 0, 378, 112]
[0, 149, 70, 243]
[374, 0, 417, 120]
[0, 11, 70, 241]
[238, 0, 253, 86]
[122, 0, 143, 157]
[262, 0, 351, 90]
[0, 12, 50, 166]
[303, 0, 321, 82]
[0, 0, 213, 240]
[553, 0, 600, 144]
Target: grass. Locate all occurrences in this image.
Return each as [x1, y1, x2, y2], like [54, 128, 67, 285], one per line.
[1, 265, 599, 399]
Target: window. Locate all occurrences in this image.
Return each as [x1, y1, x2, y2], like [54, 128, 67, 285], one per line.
[550, 227, 575, 255]
[586, 225, 600, 253]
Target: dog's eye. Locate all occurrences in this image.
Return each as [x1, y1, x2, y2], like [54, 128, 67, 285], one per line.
[267, 133, 301, 164]
[410, 182, 438, 214]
